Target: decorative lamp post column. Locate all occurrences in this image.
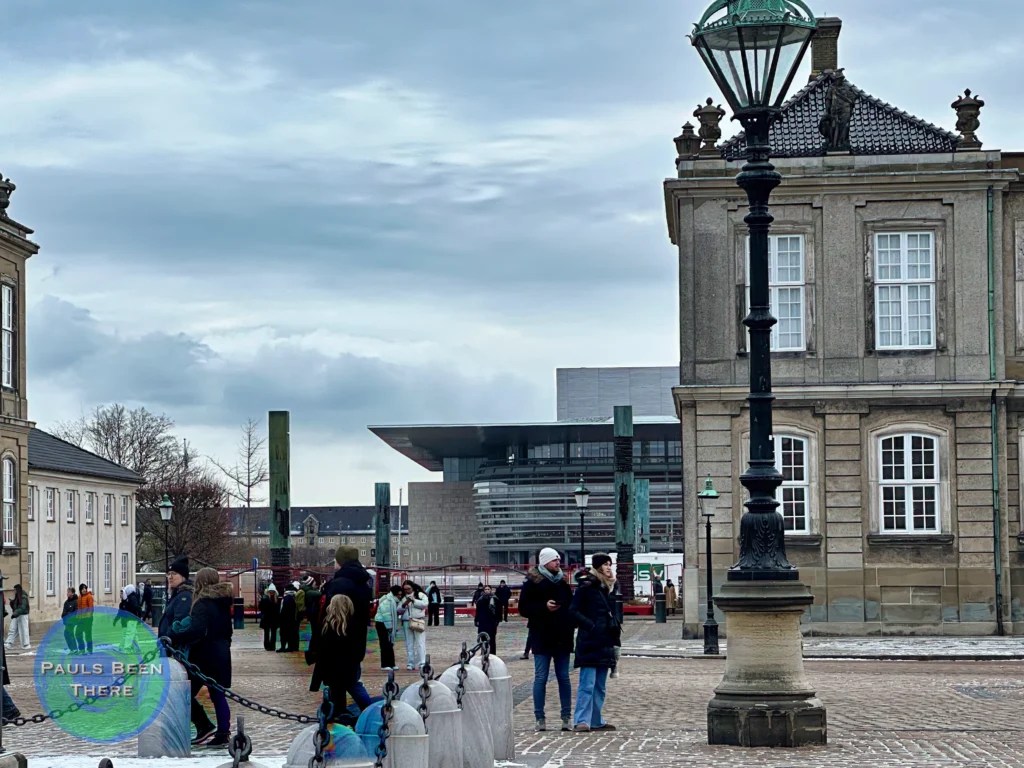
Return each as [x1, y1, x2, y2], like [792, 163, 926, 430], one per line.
[158, 493, 173, 591]
[697, 476, 720, 655]
[690, 0, 826, 747]
[573, 477, 590, 569]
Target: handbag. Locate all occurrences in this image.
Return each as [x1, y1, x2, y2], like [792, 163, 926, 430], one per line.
[408, 617, 426, 633]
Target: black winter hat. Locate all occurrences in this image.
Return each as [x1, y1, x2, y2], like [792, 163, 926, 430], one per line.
[591, 553, 612, 570]
[168, 556, 190, 579]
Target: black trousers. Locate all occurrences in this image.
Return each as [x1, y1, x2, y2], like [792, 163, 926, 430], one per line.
[375, 622, 395, 668]
[479, 626, 497, 655]
[427, 604, 440, 626]
[262, 625, 277, 650]
[500, 602, 509, 622]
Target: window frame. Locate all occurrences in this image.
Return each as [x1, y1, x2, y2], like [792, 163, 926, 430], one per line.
[45, 551, 55, 596]
[85, 552, 95, 591]
[85, 492, 95, 524]
[774, 434, 811, 535]
[873, 231, 936, 351]
[103, 553, 112, 593]
[120, 496, 129, 525]
[27, 551, 33, 596]
[745, 234, 807, 353]
[1, 282, 14, 391]
[2, 457, 15, 546]
[66, 490, 76, 523]
[67, 551, 76, 589]
[120, 553, 129, 590]
[103, 494, 113, 525]
[46, 488, 55, 521]
[877, 432, 942, 534]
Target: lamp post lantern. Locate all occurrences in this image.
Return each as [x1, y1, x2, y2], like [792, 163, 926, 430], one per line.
[573, 477, 590, 569]
[697, 476, 720, 655]
[158, 493, 173, 592]
[690, 0, 826, 747]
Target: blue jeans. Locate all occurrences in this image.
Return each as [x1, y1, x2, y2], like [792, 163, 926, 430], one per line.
[533, 653, 571, 721]
[574, 667, 608, 728]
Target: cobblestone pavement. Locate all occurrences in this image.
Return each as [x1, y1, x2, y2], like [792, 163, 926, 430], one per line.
[5, 619, 1024, 766]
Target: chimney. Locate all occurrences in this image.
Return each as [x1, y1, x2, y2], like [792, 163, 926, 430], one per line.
[809, 17, 842, 80]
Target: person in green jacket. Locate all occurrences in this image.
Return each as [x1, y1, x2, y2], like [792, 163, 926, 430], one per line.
[373, 585, 403, 670]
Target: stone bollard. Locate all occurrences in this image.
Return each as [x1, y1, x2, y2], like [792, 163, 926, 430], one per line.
[470, 654, 513, 761]
[443, 595, 455, 626]
[400, 677, 463, 768]
[137, 657, 190, 758]
[655, 593, 667, 623]
[282, 722, 373, 767]
[439, 663, 494, 768]
[356, 700, 429, 768]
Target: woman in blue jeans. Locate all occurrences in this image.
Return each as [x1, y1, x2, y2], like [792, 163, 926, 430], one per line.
[569, 553, 621, 732]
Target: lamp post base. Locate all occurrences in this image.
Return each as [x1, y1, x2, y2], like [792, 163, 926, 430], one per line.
[707, 580, 826, 747]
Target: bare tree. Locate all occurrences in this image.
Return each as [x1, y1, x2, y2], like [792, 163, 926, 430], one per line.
[211, 418, 269, 507]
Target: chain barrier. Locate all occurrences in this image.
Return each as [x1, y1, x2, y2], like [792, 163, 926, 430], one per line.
[4, 642, 163, 727]
[375, 670, 399, 768]
[417, 655, 432, 725]
[477, 632, 491, 676]
[228, 715, 253, 768]
[308, 688, 333, 768]
[454, 642, 469, 709]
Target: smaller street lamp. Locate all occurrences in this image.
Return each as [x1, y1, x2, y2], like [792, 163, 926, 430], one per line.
[158, 493, 173, 591]
[573, 477, 591, 569]
[697, 476, 720, 655]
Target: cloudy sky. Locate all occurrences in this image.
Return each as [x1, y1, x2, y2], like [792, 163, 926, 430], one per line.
[12, 0, 1020, 504]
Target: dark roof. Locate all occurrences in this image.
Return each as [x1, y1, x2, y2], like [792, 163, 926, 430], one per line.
[28, 428, 144, 485]
[229, 506, 409, 536]
[720, 72, 960, 161]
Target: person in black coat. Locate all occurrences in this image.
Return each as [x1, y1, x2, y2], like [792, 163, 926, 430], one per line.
[495, 580, 512, 622]
[259, 585, 280, 651]
[471, 582, 484, 607]
[158, 556, 193, 647]
[474, 585, 500, 654]
[278, 587, 299, 652]
[310, 594, 376, 724]
[426, 582, 442, 627]
[61, 588, 79, 653]
[569, 553, 621, 733]
[172, 567, 234, 747]
[517, 547, 575, 732]
[312, 546, 371, 662]
[141, 581, 154, 621]
[0, 643, 19, 722]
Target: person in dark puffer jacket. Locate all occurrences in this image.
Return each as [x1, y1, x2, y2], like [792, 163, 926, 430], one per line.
[569, 553, 621, 733]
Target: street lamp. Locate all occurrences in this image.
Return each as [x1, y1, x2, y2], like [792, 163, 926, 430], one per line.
[573, 476, 590, 569]
[158, 493, 173, 588]
[690, 0, 826, 747]
[697, 475, 720, 655]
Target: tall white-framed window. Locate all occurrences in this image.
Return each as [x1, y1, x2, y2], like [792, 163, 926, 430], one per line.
[120, 496, 129, 525]
[104, 494, 113, 525]
[85, 552, 95, 591]
[120, 553, 129, 589]
[1, 283, 13, 390]
[66, 490, 76, 522]
[2, 457, 15, 546]
[747, 234, 805, 352]
[875, 232, 935, 350]
[103, 553, 112, 593]
[67, 552, 76, 589]
[45, 552, 55, 596]
[46, 488, 55, 521]
[27, 485, 34, 521]
[879, 433, 940, 533]
[774, 435, 810, 534]
[27, 551, 33, 596]
[85, 493, 95, 524]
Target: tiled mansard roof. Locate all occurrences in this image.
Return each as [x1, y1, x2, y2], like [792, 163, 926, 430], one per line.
[720, 71, 960, 161]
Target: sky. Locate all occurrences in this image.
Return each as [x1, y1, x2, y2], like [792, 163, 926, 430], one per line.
[12, 0, 1023, 505]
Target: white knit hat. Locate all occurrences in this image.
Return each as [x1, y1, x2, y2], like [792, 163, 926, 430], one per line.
[538, 547, 560, 567]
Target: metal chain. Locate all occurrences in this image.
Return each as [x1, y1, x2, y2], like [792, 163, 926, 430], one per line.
[454, 642, 469, 709]
[308, 688, 333, 768]
[228, 716, 253, 768]
[478, 632, 491, 677]
[160, 640, 315, 724]
[4, 643, 163, 726]
[375, 671, 399, 768]
[417, 656, 432, 725]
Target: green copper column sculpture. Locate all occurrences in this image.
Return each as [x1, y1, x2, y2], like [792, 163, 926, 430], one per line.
[374, 482, 391, 595]
[613, 405, 636, 599]
[268, 411, 291, 592]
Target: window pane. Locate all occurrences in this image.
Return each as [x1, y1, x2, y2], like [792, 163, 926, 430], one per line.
[882, 486, 907, 531]
[876, 285, 903, 347]
[912, 485, 937, 531]
[906, 284, 934, 346]
[906, 233, 933, 280]
[881, 436, 905, 481]
[911, 435, 936, 481]
[774, 236, 803, 283]
[772, 286, 804, 350]
[876, 234, 902, 280]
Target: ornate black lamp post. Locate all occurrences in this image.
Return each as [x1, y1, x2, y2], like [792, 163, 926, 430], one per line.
[573, 477, 590, 569]
[691, 0, 816, 581]
[158, 493, 173, 590]
[697, 476, 720, 654]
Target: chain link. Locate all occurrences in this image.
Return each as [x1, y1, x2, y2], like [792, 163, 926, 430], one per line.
[417, 656, 432, 725]
[374, 671, 399, 768]
[454, 642, 469, 709]
[228, 716, 253, 768]
[308, 688, 333, 768]
[478, 632, 491, 677]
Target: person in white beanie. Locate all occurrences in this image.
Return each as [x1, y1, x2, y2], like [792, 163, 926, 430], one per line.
[517, 547, 574, 732]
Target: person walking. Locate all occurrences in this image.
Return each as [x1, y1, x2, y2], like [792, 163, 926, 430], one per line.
[474, 584, 500, 655]
[278, 585, 299, 652]
[664, 579, 678, 617]
[4, 584, 30, 650]
[374, 584, 403, 670]
[651, 574, 664, 599]
[518, 547, 574, 732]
[496, 580, 512, 622]
[426, 581, 442, 627]
[172, 567, 234, 747]
[301, 575, 322, 632]
[61, 587, 79, 653]
[76, 584, 96, 654]
[158, 557, 193, 642]
[471, 582, 484, 607]
[399, 580, 428, 671]
[259, 585, 280, 651]
[311, 594, 376, 722]
[141, 580, 154, 622]
[116, 584, 142, 652]
[569, 553, 621, 733]
[0, 644, 20, 724]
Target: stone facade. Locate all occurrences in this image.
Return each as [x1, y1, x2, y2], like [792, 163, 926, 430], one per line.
[407, 481, 484, 565]
[667, 67, 1024, 634]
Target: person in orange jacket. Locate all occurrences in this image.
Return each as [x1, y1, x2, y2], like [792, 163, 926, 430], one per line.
[75, 584, 95, 654]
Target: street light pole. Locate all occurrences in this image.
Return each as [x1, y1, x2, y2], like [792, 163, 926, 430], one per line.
[158, 493, 173, 598]
[698, 476, 720, 655]
[573, 477, 590, 569]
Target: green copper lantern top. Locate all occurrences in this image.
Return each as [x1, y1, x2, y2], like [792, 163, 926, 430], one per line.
[691, 0, 818, 115]
[697, 474, 720, 500]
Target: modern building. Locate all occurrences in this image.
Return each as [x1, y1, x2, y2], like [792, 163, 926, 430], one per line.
[666, 19, 1024, 634]
[227, 505, 409, 567]
[371, 366, 682, 566]
[26, 428, 142, 622]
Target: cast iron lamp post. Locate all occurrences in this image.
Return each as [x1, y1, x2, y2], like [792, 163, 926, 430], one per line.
[158, 493, 173, 590]
[573, 476, 590, 569]
[691, 0, 817, 581]
[697, 476, 720, 654]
